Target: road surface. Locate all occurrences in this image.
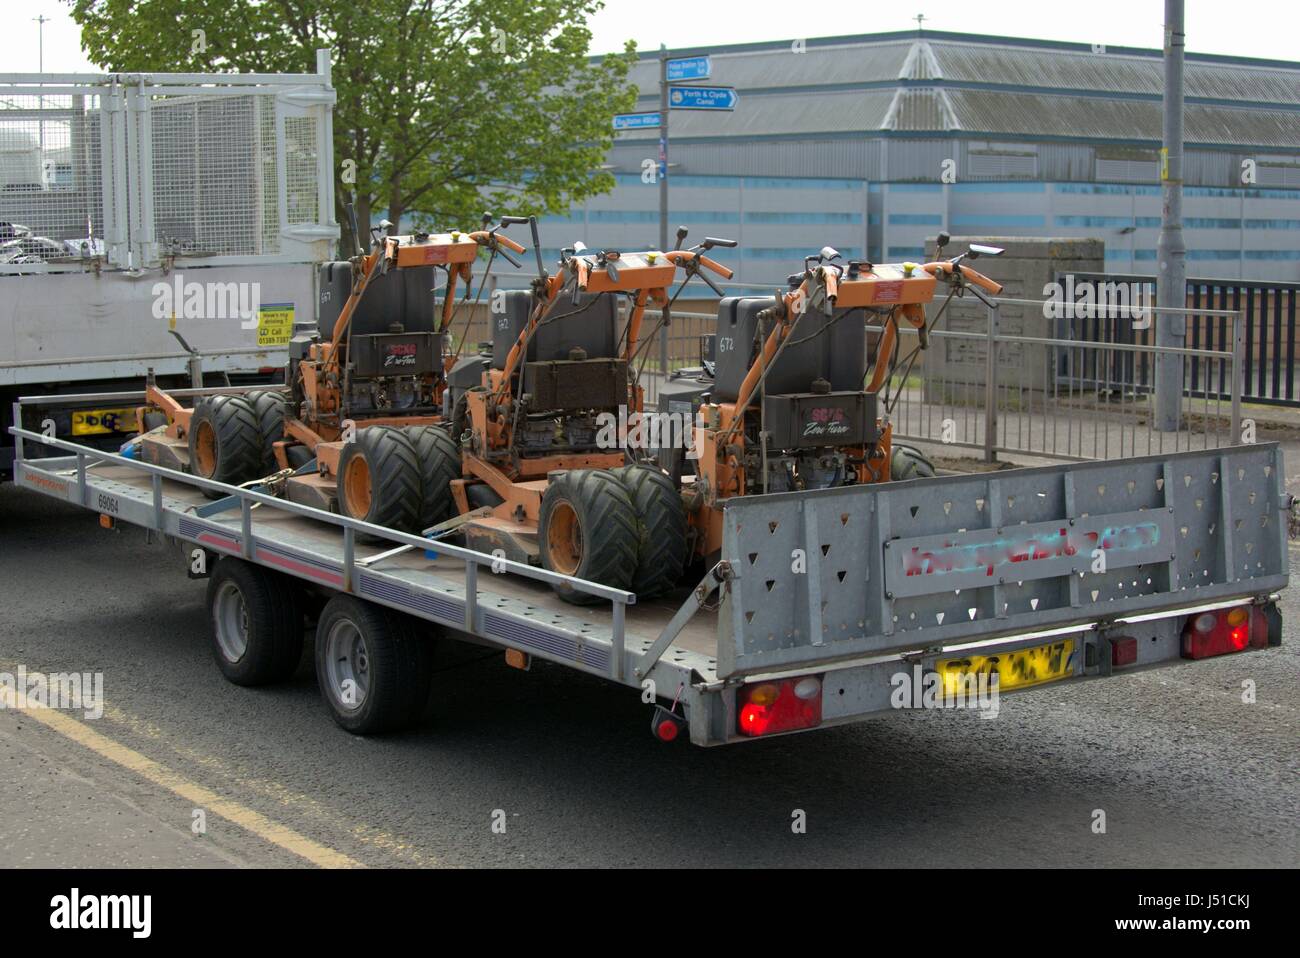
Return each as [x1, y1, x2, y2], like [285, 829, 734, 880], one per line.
[1, 483, 1296, 868]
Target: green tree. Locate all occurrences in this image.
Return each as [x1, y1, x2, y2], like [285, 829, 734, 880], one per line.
[69, 0, 637, 253]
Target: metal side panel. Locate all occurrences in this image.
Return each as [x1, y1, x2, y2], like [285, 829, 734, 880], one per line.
[716, 443, 1288, 678]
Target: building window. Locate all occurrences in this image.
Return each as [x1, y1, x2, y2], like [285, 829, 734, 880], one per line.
[950, 214, 1045, 227]
[966, 142, 1039, 178]
[1095, 148, 1160, 183]
[745, 212, 863, 224]
[888, 213, 943, 225]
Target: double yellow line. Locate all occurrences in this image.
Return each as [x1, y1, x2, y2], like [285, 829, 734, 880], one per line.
[0, 685, 360, 869]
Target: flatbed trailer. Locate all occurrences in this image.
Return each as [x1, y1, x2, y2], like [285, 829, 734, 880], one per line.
[8, 388, 1291, 746]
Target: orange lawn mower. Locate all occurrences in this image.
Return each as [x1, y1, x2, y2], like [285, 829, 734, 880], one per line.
[649, 232, 1006, 574]
[136, 211, 528, 535]
[439, 219, 737, 603]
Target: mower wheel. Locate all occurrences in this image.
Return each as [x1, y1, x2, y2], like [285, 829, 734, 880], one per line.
[611, 463, 687, 598]
[538, 469, 639, 605]
[187, 395, 263, 497]
[891, 443, 937, 481]
[243, 389, 289, 471]
[403, 425, 460, 532]
[335, 426, 422, 534]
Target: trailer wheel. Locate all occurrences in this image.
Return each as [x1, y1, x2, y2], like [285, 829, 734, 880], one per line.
[314, 595, 433, 734]
[403, 425, 460, 532]
[890, 443, 936, 481]
[611, 464, 687, 598]
[188, 395, 262, 497]
[336, 426, 422, 534]
[243, 389, 288, 472]
[206, 558, 304, 686]
[539, 469, 639, 604]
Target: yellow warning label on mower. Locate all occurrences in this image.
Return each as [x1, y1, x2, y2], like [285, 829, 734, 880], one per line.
[257, 303, 294, 347]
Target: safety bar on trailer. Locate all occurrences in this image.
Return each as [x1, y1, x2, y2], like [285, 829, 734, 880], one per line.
[10, 393, 636, 678]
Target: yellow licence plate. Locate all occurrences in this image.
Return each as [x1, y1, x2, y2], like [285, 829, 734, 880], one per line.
[71, 407, 137, 436]
[937, 638, 1076, 695]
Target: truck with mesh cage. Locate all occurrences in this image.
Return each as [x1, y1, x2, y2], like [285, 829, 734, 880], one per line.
[1, 53, 338, 475]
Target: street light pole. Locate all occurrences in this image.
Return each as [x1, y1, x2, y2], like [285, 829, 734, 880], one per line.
[658, 44, 668, 255]
[658, 44, 670, 379]
[1155, 0, 1186, 432]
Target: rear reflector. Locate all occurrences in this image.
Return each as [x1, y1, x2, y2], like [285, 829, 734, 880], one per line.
[1110, 636, 1138, 667]
[650, 706, 684, 743]
[737, 676, 822, 737]
[1182, 605, 1266, 660]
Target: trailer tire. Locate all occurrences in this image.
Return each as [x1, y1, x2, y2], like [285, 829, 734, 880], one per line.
[890, 443, 936, 481]
[314, 595, 433, 734]
[188, 395, 262, 498]
[611, 463, 687, 598]
[403, 424, 460, 532]
[336, 426, 422, 534]
[539, 469, 639, 604]
[206, 558, 304, 686]
[243, 389, 288, 472]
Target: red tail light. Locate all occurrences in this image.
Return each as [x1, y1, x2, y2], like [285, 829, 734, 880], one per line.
[1181, 605, 1266, 660]
[737, 676, 822, 737]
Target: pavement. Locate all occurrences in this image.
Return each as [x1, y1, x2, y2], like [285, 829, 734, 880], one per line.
[0, 481, 1297, 868]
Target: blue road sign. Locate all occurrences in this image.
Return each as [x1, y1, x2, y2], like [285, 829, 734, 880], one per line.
[613, 112, 662, 131]
[666, 56, 711, 82]
[668, 86, 737, 111]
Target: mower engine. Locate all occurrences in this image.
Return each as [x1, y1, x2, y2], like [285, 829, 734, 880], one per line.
[665, 295, 878, 494]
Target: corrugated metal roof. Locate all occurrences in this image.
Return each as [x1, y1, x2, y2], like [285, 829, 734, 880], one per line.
[623, 34, 1300, 107]
[614, 86, 1300, 148]
[943, 89, 1300, 148]
[616, 89, 896, 140]
[889, 88, 954, 131]
[931, 41, 1300, 106]
[627, 41, 913, 96]
[613, 34, 1300, 148]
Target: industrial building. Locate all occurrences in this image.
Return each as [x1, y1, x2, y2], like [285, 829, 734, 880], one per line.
[530, 29, 1300, 290]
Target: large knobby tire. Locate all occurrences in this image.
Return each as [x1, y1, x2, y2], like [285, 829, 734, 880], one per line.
[335, 426, 422, 534]
[611, 463, 687, 598]
[188, 395, 262, 496]
[314, 594, 434, 734]
[402, 424, 460, 532]
[206, 558, 304, 686]
[538, 469, 639, 605]
[243, 389, 289, 472]
[890, 443, 937, 481]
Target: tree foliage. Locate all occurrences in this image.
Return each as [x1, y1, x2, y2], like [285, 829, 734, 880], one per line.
[69, 0, 637, 251]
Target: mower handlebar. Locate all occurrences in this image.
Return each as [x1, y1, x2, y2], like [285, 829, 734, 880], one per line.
[922, 260, 1004, 296]
[663, 249, 735, 281]
[467, 229, 526, 254]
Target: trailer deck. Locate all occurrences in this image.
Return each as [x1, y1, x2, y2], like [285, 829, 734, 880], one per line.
[9, 389, 1291, 746]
